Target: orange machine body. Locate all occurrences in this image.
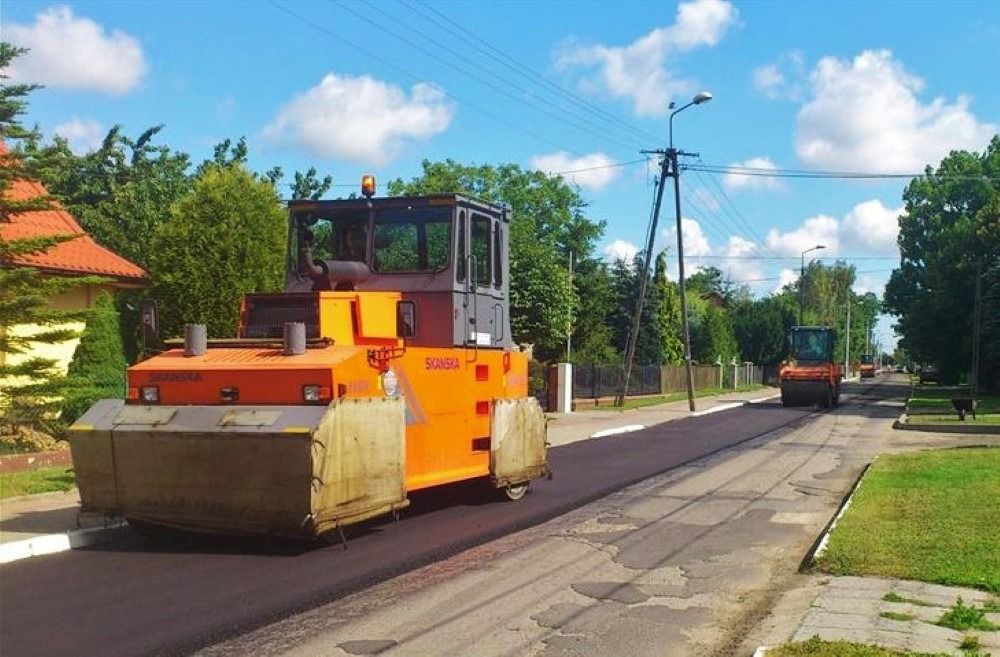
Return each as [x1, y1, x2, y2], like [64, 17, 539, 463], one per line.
[779, 326, 843, 408]
[126, 291, 529, 493]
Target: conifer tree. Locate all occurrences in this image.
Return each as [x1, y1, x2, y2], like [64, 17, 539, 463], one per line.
[0, 42, 94, 438]
[61, 291, 127, 425]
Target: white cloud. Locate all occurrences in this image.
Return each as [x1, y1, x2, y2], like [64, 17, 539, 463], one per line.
[719, 235, 763, 283]
[853, 272, 889, 297]
[841, 199, 903, 254]
[752, 51, 805, 100]
[753, 65, 784, 97]
[723, 156, 785, 192]
[673, 217, 712, 256]
[52, 118, 104, 154]
[603, 239, 639, 263]
[774, 268, 799, 293]
[6, 6, 146, 95]
[554, 0, 736, 117]
[263, 74, 455, 166]
[796, 50, 996, 172]
[766, 214, 840, 257]
[531, 151, 620, 191]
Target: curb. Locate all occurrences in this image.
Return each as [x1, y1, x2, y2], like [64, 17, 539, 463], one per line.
[809, 459, 874, 563]
[893, 412, 1000, 435]
[0, 521, 127, 565]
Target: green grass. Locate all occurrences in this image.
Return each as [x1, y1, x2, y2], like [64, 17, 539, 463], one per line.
[937, 598, 1000, 632]
[882, 592, 939, 607]
[0, 467, 76, 499]
[815, 448, 1000, 593]
[880, 611, 917, 621]
[578, 385, 765, 412]
[908, 386, 1000, 416]
[769, 636, 952, 656]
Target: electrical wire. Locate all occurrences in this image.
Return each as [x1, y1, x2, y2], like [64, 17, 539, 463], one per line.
[397, 0, 663, 146]
[334, 0, 642, 156]
[266, 0, 599, 158]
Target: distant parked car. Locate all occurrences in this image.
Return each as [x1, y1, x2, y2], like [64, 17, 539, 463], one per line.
[918, 365, 939, 383]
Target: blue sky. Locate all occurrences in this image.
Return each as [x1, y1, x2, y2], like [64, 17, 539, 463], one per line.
[6, 0, 1000, 351]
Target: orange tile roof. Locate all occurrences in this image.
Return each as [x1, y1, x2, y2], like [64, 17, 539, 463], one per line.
[1, 159, 148, 285]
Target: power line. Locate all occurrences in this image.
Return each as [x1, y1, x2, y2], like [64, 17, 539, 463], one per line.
[397, 0, 663, 146]
[690, 164, 779, 258]
[266, 0, 598, 158]
[686, 163, 1000, 182]
[685, 254, 900, 261]
[335, 0, 642, 156]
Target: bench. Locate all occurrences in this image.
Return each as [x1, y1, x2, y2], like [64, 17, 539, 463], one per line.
[951, 397, 978, 421]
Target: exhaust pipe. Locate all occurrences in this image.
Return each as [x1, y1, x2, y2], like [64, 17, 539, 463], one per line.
[184, 324, 207, 357]
[284, 322, 306, 356]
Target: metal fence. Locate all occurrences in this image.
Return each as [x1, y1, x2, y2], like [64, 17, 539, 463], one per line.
[572, 364, 662, 400]
[530, 361, 774, 409]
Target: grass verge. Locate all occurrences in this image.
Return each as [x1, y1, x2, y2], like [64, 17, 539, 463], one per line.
[907, 386, 1000, 425]
[0, 467, 75, 499]
[814, 447, 1000, 593]
[768, 636, 952, 656]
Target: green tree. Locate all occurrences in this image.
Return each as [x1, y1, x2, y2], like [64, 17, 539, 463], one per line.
[60, 291, 127, 425]
[149, 164, 287, 338]
[568, 259, 618, 364]
[290, 167, 333, 200]
[1, 43, 97, 436]
[732, 295, 796, 365]
[653, 251, 684, 365]
[884, 137, 1000, 386]
[30, 125, 192, 362]
[387, 160, 604, 358]
[607, 254, 664, 365]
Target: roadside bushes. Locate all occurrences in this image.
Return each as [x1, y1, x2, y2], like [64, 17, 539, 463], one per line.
[61, 291, 127, 426]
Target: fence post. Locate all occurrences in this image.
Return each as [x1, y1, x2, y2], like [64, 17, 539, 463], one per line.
[555, 362, 573, 413]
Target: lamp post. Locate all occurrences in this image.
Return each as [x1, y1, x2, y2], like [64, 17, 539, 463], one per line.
[615, 91, 712, 411]
[799, 244, 826, 325]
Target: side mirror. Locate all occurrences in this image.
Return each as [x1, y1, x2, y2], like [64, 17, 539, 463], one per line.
[141, 298, 160, 357]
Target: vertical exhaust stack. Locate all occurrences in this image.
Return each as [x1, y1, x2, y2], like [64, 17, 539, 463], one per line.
[184, 324, 207, 357]
[284, 322, 306, 356]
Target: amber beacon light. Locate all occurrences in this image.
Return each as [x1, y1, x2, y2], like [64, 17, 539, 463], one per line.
[361, 174, 376, 198]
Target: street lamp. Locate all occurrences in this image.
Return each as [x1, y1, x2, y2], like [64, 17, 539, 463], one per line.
[616, 91, 713, 410]
[671, 92, 713, 412]
[799, 244, 826, 325]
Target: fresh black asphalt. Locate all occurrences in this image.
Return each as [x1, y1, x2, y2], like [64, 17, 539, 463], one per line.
[0, 386, 888, 657]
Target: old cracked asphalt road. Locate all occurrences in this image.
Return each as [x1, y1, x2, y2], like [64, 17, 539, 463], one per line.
[0, 378, 903, 657]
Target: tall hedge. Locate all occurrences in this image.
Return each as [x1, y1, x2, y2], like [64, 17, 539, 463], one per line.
[148, 164, 286, 338]
[61, 291, 127, 425]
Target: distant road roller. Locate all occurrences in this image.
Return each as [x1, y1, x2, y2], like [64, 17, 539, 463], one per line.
[859, 354, 876, 378]
[779, 326, 843, 408]
[69, 179, 549, 539]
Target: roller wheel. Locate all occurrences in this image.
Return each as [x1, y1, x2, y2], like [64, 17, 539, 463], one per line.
[503, 482, 530, 501]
